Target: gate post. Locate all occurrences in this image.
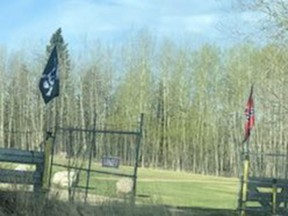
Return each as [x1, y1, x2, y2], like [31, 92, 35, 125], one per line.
[42, 132, 53, 191]
[132, 113, 144, 202]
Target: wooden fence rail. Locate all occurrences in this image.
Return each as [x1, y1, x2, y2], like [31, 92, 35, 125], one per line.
[0, 148, 44, 192]
[0, 148, 44, 164]
[239, 176, 288, 215]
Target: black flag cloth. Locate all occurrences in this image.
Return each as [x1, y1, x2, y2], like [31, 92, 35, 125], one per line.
[39, 46, 59, 104]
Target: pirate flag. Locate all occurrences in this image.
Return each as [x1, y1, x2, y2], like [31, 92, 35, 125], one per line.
[39, 46, 59, 104]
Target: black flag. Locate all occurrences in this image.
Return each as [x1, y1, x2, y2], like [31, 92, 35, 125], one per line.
[39, 46, 59, 104]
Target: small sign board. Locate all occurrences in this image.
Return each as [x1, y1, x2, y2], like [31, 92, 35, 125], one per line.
[102, 156, 120, 168]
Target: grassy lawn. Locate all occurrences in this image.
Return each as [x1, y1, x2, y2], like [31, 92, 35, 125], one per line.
[50, 156, 240, 210]
[137, 168, 238, 209]
[0, 157, 240, 215]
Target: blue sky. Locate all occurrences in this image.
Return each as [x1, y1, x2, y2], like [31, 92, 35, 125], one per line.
[0, 0, 260, 52]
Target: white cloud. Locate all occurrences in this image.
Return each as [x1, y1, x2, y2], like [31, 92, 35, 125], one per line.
[111, 0, 151, 8]
[240, 11, 263, 23]
[2, 1, 60, 52]
[59, 0, 139, 34]
[0, 0, 238, 50]
[159, 14, 218, 34]
[57, 0, 221, 37]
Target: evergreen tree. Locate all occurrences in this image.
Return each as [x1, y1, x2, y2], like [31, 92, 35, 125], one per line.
[46, 28, 72, 154]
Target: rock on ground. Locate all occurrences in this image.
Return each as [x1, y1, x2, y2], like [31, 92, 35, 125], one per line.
[116, 178, 133, 194]
[52, 171, 78, 187]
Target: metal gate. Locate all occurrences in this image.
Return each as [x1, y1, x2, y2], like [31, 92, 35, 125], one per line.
[48, 113, 144, 202]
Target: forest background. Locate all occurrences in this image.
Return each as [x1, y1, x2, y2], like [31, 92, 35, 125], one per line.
[0, 0, 288, 177]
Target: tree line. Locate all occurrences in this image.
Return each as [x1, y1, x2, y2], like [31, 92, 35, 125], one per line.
[1, 9, 288, 177]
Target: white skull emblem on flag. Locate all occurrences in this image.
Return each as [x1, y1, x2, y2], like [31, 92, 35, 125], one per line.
[42, 62, 57, 97]
[39, 46, 59, 104]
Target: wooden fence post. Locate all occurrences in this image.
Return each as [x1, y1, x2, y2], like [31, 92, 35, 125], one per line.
[42, 132, 53, 191]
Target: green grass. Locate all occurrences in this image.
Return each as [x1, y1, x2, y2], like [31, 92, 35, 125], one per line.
[1, 156, 240, 216]
[136, 169, 238, 209]
[51, 156, 240, 210]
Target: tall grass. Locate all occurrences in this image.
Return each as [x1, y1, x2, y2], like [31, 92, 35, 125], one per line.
[0, 192, 171, 216]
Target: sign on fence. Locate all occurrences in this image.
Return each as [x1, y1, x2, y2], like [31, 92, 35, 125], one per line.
[102, 156, 120, 168]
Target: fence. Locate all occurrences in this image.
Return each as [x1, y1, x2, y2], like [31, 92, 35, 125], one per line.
[238, 149, 288, 215]
[238, 176, 288, 215]
[49, 113, 144, 202]
[0, 148, 44, 192]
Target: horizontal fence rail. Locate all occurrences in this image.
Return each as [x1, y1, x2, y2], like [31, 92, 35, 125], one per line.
[0, 170, 41, 185]
[53, 163, 134, 178]
[56, 127, 139, 135]
[0, 148, 44, 164]
[239, 176, 288, 215]
[0, 148, 44, 192]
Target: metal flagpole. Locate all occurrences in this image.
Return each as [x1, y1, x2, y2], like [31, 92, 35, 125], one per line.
[240, 139, 250, 216]
[43, 101, 55, 191]
[48, 90, 61, 189]
[39, 45, 60, 192]
[45, 101, 53, 141]
[240, 85, 254, 216]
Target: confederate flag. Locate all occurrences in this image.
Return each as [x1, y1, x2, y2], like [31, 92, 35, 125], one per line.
[243, 85, 255, 143]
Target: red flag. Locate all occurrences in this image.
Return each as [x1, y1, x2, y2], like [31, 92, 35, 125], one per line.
[243, 85, 255, 143]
